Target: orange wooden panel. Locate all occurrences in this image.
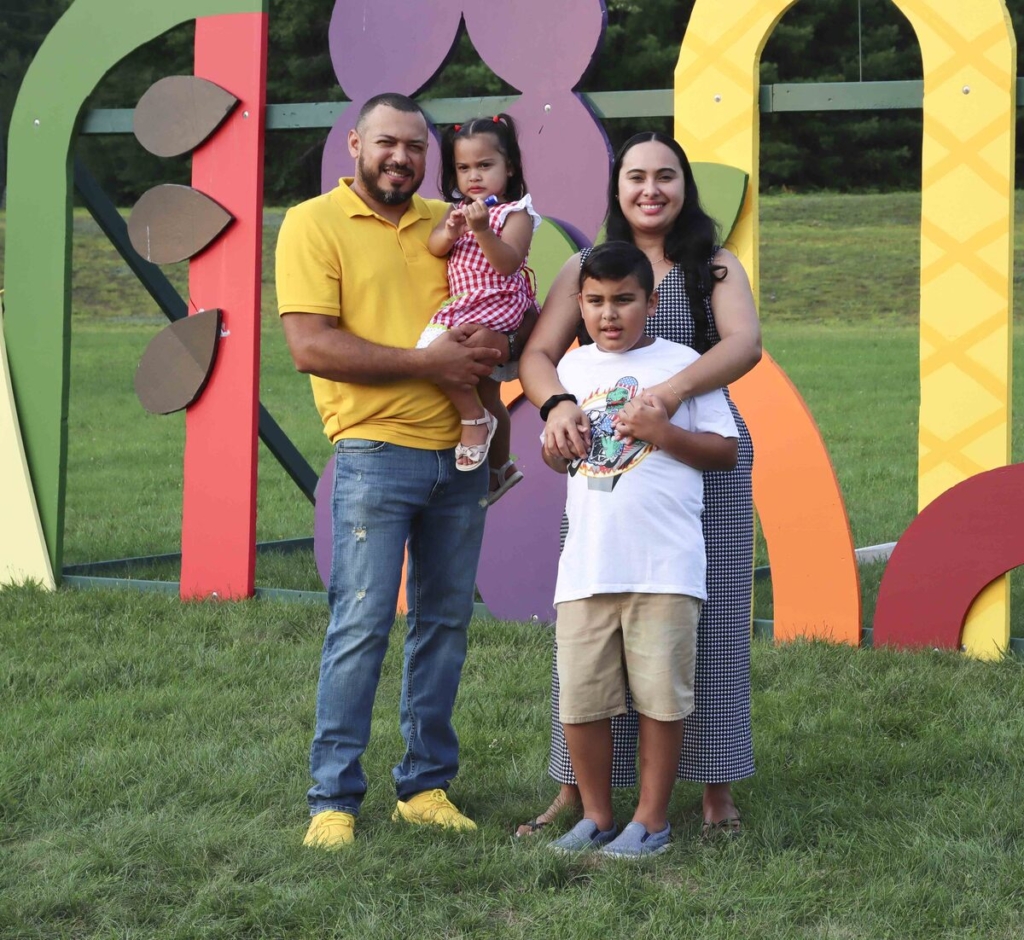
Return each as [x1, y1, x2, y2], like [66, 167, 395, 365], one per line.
[731, 352, 861, 643]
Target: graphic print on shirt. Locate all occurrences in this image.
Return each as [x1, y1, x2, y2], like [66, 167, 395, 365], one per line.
[569, 375, 653, 492]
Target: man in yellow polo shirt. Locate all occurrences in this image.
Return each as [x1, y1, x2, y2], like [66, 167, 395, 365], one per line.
[277, 93, 510, 849]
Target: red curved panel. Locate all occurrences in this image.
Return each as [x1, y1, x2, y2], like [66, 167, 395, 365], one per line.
[873, 464, 1024, 650]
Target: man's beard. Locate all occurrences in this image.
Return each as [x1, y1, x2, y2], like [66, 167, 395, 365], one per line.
[357, 155, 419, 206]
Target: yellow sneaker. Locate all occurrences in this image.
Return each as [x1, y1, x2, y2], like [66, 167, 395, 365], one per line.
[392, 789, 477, 831]
[303, 810, 355, 849]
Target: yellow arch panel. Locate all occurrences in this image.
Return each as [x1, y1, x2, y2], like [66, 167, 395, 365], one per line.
[900, 0, 1015, 658]
[675, 0, 861, 645]
[0, 309, 55, 589]
[677, 0, 1016, 656]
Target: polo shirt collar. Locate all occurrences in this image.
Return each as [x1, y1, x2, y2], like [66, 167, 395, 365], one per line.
[334, 177, 433, 229]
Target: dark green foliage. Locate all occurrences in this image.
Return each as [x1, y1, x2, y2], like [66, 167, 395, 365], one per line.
[759, 0, 924, 192]
[3, 1, 1024, 202]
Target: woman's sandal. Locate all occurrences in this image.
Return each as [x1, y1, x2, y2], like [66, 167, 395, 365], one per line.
[699, 815, 742, 842]
[455, 411, 497, 472]
[487, 459, 524, 505]
[514, 794, 582, 838]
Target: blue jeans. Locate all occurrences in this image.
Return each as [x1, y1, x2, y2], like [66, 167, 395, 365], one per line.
[308, 439, 488, 815]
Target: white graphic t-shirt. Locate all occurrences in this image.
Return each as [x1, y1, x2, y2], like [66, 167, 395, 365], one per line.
[553, 337, 738, 605]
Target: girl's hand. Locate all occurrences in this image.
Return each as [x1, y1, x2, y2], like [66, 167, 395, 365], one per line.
[446, 208, 468, 240]
[543, 402, 591, 461]
[463, 198, 491, 233]
[613, 393, 669, 447]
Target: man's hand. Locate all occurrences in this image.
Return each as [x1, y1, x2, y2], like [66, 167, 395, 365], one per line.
[420, 327, 501, 388]
[460, 322, 509, 363]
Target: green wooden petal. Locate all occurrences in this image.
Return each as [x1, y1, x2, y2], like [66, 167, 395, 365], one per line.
[531, 219, 581, 305]
[691, 162, 749, 242]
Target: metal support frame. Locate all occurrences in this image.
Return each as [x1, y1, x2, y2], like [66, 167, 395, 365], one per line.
[77, 79, 1024, 136]
[61, 80, 1024, 649]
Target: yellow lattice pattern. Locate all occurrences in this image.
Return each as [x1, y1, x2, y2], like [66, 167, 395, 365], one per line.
[676, 0, 1015, 657]
[674, 1, 797, 299]
[905, 0, 1015, 657]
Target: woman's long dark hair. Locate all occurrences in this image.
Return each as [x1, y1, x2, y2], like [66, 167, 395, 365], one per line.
[605, 132, 725, 353]
[438, 114, 528, 204]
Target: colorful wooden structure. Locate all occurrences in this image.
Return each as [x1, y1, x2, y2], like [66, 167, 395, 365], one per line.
[1, 0, 1020, 657]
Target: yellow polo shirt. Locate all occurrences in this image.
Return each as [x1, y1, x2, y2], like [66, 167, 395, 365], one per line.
[276, 178, 457, 448]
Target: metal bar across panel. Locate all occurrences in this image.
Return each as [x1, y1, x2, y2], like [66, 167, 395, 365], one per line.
[81, 78, 1024, 135]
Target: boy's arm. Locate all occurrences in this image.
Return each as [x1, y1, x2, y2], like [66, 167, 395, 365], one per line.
[541, 441, 570, 474]
[464, 202, 533, 275]
[613, 393, 738, 470]
[656, 427, 737, 471]
[427, 206, 461, 257]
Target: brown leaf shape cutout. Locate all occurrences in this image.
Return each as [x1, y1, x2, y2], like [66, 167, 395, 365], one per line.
[128, 185, 233, 264]
[134, 75, 238, 158]
[135, 309, 222, 414]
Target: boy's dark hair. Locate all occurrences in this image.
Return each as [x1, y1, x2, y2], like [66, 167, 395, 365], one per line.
[578, 242, 655, 296]
[439, 113, 528, 203]
[355, 93, 424, 131]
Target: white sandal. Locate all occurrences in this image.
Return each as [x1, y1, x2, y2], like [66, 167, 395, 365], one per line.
[455, 411, 497, 472]
[487, 459, 524, 505]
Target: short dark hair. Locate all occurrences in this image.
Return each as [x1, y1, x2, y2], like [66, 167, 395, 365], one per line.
[355, 93, 425, 132]
[578, 242, 655, 297]
[438, 113, 528, 202]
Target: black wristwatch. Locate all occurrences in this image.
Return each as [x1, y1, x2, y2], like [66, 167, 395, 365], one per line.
[539, 393, 578, 421]
[505, 329, 520, 363]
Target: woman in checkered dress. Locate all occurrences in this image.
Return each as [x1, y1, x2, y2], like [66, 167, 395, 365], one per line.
[518, 131, 760, 838]
[424, 115, 540, 501]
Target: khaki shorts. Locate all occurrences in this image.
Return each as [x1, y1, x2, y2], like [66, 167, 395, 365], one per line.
[556, 592, 700, 723]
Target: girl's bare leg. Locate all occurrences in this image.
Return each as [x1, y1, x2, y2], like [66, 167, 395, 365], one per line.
[478, 379, 512, 471]
[447, 386, 490, 467]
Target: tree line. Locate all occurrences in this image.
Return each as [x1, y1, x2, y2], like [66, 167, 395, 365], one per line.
[3, 0, 1024, 206]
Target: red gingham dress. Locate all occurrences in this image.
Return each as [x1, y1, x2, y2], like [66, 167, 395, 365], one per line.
[430, 194, 541, 333]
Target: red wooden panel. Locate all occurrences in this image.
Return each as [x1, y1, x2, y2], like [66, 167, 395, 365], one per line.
[873, 464, 1024, 650]
[181, 13, 268, 599]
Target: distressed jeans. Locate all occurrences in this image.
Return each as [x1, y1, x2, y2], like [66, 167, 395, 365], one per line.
[307, 439, 488, 815]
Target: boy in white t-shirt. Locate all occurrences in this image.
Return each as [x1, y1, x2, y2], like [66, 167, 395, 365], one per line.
[542, 242, 739, 858]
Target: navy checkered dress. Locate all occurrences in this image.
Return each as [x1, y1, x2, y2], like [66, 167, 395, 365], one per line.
[548, 257, 755, 785]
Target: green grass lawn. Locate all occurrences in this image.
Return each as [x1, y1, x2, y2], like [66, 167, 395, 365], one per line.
[3, 193, 1024, 937]
[1, 586, 1023, 939]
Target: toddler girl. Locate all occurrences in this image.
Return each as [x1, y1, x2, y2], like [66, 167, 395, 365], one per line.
[424, 114, 540, 503]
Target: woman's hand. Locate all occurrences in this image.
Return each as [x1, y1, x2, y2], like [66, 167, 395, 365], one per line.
[543, 400, 591, 461]
[615, 383, 678, 444]
[613, 393, 669, 447]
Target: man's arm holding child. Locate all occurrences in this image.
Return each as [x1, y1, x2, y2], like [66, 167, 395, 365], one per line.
[281, 312, 498, 387]
[614, 392, 737, 470]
